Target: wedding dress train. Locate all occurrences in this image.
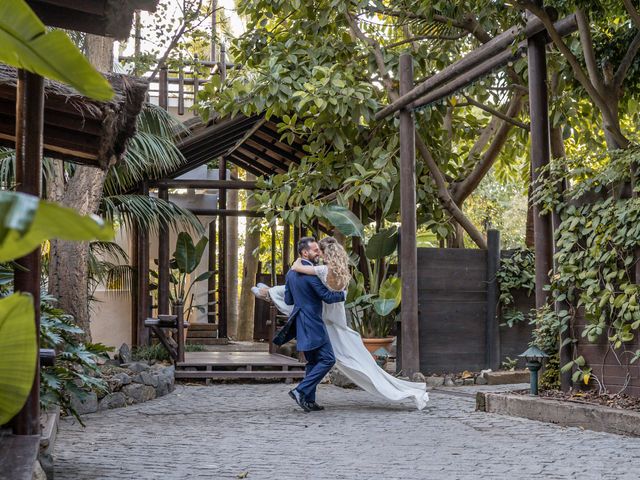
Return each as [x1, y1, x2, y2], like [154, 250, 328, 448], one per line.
[268, 266, 428, 410]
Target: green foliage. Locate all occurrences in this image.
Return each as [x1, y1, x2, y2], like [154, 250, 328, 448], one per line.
[0, 293, 36, 425]
[0, 192, 114, 422]
[0, 191, 114, 262]
[496, 248, 535, 327]
[0, 0, 113, 100]
[540, 353, 561, 390]
[39, 294, 108, 422]
[133, 342, 205, 363]
[532, 147, 640, 386]
[501, 357, 518, 371]
[320, 205, 364, 239]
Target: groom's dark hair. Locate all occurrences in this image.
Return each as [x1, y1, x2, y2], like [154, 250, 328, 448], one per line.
[297, 236, 316, 255]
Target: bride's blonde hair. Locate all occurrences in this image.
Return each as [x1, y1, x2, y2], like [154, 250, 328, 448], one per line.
[319, 236, 351, 291]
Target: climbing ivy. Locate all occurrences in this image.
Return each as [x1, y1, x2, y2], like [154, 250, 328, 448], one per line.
[533, 146, 640, 388]
[496, 248, 535, 327]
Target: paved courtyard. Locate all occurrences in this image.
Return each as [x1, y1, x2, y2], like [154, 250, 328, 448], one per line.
[55, 383, 640, 479]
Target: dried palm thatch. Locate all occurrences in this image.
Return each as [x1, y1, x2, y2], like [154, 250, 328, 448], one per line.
[0, 64, 148, 169]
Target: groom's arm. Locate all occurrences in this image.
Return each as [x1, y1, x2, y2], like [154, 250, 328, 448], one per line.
[284, 276, 294, 306]
[308, 276, 346, 304]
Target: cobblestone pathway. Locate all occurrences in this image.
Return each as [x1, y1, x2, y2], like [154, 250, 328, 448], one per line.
[55, 383, 640, 479]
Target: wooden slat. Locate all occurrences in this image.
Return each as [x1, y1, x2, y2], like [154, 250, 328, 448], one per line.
[175, 370, 305, 379]
[0, 435, 40, 480]
[178, 351, 305, 367]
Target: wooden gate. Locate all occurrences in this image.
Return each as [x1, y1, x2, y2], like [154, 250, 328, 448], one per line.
[417, 248, 534, 374]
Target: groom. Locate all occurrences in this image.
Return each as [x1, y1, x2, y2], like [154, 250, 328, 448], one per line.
[277, 237, 345, 412]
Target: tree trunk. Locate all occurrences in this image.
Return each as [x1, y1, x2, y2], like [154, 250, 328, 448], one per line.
[226, 168, 239, 338]
[47, 35, 113, 341]
[237, 174, 260, 341]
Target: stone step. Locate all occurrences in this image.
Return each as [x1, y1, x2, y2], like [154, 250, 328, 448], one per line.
[187, 330, 218, 338]
[188, 323, 218, 331]
[187, 338, 229, 345]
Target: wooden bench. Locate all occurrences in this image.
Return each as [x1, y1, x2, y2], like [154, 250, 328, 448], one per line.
[0, 434, 40, 480]
[144, 311, 189, 363]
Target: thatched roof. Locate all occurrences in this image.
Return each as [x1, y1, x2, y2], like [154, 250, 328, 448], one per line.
[0, 65, 148, 169]
[26, 0, 159, 40]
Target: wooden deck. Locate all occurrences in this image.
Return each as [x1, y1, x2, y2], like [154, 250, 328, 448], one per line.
[175, 351, 306, 380]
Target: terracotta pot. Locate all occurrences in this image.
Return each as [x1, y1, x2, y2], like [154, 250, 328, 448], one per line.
[362, 337, 395, 355]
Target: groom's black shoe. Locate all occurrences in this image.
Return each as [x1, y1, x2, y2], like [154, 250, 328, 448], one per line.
[289, 389, 311, 413]
[306, 401, 324, 411]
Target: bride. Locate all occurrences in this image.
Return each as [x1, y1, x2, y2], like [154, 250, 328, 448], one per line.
[252, 236, 428, 410]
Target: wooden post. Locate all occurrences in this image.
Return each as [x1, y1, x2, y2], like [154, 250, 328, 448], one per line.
[210, 0, 217, 64]
[283, 223, 291, 273]
[12, 70, 44, 436]
[399, 53, 420, 377]
[134, 11, 141, 76]
[193, 54, 200, 104]
[177, 60, 185, 116]
[158, 187, 170, 316]
[271, 223, 277, 287]
[486, 229, 501, 370]
[174, 302, 185, 363]
[136, 181, 151, 346]
[208, 219, 217, 325]
[527, 6, 553, 309]
[159, 65, 168, 110]
[220, 43, 227, 82]
[293, 222, 301, 255]
[218, 158, 227, 337]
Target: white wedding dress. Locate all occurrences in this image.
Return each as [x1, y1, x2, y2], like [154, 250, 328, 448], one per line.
[269, 265, 429, 410]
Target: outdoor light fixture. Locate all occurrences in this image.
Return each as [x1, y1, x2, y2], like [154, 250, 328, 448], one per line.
[519, 346, 548, 396]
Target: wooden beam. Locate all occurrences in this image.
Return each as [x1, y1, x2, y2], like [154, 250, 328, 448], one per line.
[528, 9, 553, 311]
[283, 223, 291, 273]
[136, 181, 151, 346]
[159, 65, 168, 110]
[208, 220, 217, 324]
[151, 179, 257, 190]
[157, 187, 170, 316]
[398, 54, 420, 378]
[188, 209, 264, 217]
[377, 14, 577, 117]
[485, 230, 501, 370]
[11, 70, 43, 436]
[238, 143, 290, 172]
[218, 157, 227, 338]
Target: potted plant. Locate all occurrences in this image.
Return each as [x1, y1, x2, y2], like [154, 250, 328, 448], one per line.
[321, 205, 403, 355]
[151, 232, 214, 341]
[346, 227, 401, 354]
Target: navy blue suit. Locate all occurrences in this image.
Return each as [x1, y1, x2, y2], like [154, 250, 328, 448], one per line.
[282, 259, 345, 402]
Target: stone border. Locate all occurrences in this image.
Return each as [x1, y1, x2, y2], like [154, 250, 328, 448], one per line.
[476, 392, 640, 437]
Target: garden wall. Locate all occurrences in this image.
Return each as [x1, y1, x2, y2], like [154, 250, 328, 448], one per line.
[416, 248, 534, 374]
[573, 312, 640, 397]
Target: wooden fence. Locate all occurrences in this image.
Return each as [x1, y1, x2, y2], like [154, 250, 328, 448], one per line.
[416, 247, 535, 374]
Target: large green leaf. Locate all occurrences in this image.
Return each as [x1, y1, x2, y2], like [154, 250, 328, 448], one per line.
[321, 205, 364, 238]
[174, 232, 197, 274]
[194, 236, 209, 268]
[373, 276, 402, 316]
[0, 0, 114, 101]
[0, 293, 36, 425]
[365, 227, 398, 260]
[0, 192, 114, 262]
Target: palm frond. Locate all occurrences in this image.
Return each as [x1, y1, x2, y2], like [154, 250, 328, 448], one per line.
[100, 194, 204, 235]
[0, 147, 57, 189]
[137, 103, 189, 138]
[90, 241, 129, 263]
[104, 104, 191, 195]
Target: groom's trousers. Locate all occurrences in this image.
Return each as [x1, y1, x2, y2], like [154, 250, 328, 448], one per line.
[296, 342, 335, 402]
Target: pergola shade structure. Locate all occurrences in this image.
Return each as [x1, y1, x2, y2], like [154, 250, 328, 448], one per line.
[172, 114, 304, 179]
[26, 0, 158, 40]
[0, 65, 148, 169]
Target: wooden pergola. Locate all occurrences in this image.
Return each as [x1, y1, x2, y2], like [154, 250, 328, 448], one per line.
[130, 113, 309, 348]
[6, 0, 157, 449]
[376, 7, 577, 381]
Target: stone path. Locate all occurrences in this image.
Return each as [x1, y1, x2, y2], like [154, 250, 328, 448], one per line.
[55, 383, 640, 479]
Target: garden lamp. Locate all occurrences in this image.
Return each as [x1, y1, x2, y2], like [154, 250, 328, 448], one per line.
[519, 346, 548, 396]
